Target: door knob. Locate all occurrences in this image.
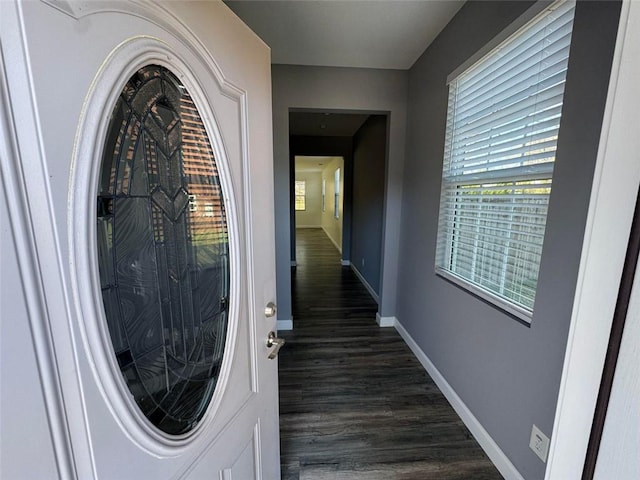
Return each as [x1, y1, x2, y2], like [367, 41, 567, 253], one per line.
[264, 302, 277, 317]
[266, 331, 285, 359]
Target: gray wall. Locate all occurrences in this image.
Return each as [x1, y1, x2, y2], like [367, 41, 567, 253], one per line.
[273, 66, 408, 324]
[351, 115, 387, 295]
[397, 1, 621, 478]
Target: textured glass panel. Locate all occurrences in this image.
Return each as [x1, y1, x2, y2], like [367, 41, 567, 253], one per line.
[97, 65, 230, 435]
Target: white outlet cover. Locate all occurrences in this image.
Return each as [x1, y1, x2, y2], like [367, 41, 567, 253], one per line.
[529, 424, 550, 463]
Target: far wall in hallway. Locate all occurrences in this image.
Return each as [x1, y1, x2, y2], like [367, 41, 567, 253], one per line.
[294, 169, 323, 228]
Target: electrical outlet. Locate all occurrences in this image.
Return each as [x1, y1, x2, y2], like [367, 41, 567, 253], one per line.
[529, 424, 550, 463]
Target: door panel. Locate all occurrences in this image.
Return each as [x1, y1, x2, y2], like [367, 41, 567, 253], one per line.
[0, 166, 59, 479]
[0, 1, 279, 478]
[188, 422, 262, 479]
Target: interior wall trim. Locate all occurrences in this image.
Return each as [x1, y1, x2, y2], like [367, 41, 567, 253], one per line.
[321, 226, 342, 254]
[375, 314, 396, 328]
[350, 264, 379, 303]
[394, 320, 525, 480]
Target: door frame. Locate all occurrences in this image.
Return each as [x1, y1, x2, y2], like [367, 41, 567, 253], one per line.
[581, 188, 640, 478]
[286, 109, 391, 330]
[545, 1, 640, 477]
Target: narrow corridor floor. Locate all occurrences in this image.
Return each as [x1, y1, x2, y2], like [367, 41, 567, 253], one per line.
[278, 229, 503, 480]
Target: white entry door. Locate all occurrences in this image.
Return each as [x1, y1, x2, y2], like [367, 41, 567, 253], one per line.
[0, 1, 280, 479]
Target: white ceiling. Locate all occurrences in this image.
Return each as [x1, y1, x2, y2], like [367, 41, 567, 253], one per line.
[224, 0, 464, 70]
[295, 156, 337, 173]
[289, 112, 370, 136]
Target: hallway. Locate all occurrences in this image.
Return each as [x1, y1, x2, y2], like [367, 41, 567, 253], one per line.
[278, 228, 502, 479]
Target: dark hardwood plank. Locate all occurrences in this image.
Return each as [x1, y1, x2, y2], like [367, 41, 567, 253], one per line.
[279, 228, 503, 479]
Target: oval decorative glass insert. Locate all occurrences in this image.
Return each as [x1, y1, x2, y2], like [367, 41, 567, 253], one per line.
[96, 65, 230, 435]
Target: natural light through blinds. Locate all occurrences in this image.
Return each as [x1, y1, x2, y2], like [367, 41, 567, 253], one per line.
[295, 180, 306, 211]
[435, 0, 575, 320]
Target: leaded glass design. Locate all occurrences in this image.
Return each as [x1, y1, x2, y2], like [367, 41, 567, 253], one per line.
[97, 65, 230, 435]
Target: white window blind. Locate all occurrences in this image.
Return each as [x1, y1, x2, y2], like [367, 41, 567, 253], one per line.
[295, 180, 306, 211]
[334, 168, 340, 219]
[435, 0, 575, 319]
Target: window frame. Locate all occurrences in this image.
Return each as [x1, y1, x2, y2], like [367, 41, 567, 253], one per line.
[294, 180, 306, 211]
[334, 168, 340, 219]
[434, 0, 576, 323]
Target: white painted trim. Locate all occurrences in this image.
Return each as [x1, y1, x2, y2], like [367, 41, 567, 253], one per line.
[321, 226, 342, 254]
[395, 320, 525, 480]
[593, 252, 640, 478]
[435, 269, 532, 323]
[252, 420, 263, 480]
[350, 265, 380, 303]
[340, 259, 351, 266]
[446, 0, 559, 84]
[276, 319, 293, 331]
[375, 314, 396, 328]
[545, 2, 639, 478]
[295, 225, 322, 229]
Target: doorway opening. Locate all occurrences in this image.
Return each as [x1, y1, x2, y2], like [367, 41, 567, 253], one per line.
[279, 111, 501, 480]
[293, 155, 344, 261]
[288, 110, 388, 308]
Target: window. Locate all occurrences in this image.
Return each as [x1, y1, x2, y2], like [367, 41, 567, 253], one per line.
[295, 180, 306, 211]
[435, 1, 575, 321]
[334, 168, 341, 219]
[97, 64, 230, 435]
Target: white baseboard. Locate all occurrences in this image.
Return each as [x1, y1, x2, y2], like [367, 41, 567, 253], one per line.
[350, 265, 380, 303]
[376, 313, 396, 327]
[295, 225, 322, 229]
[394, 319, 525, 480]
[321, 226, 342, 254]
[276, 319, 293, 331]
[290, 260, 297, 267]
[340, 259, 351, 266]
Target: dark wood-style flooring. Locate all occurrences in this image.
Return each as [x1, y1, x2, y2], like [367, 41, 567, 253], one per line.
[278, 228, 503, 479]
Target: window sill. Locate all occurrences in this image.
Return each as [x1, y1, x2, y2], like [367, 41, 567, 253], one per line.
[435, 268, 533, 326]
